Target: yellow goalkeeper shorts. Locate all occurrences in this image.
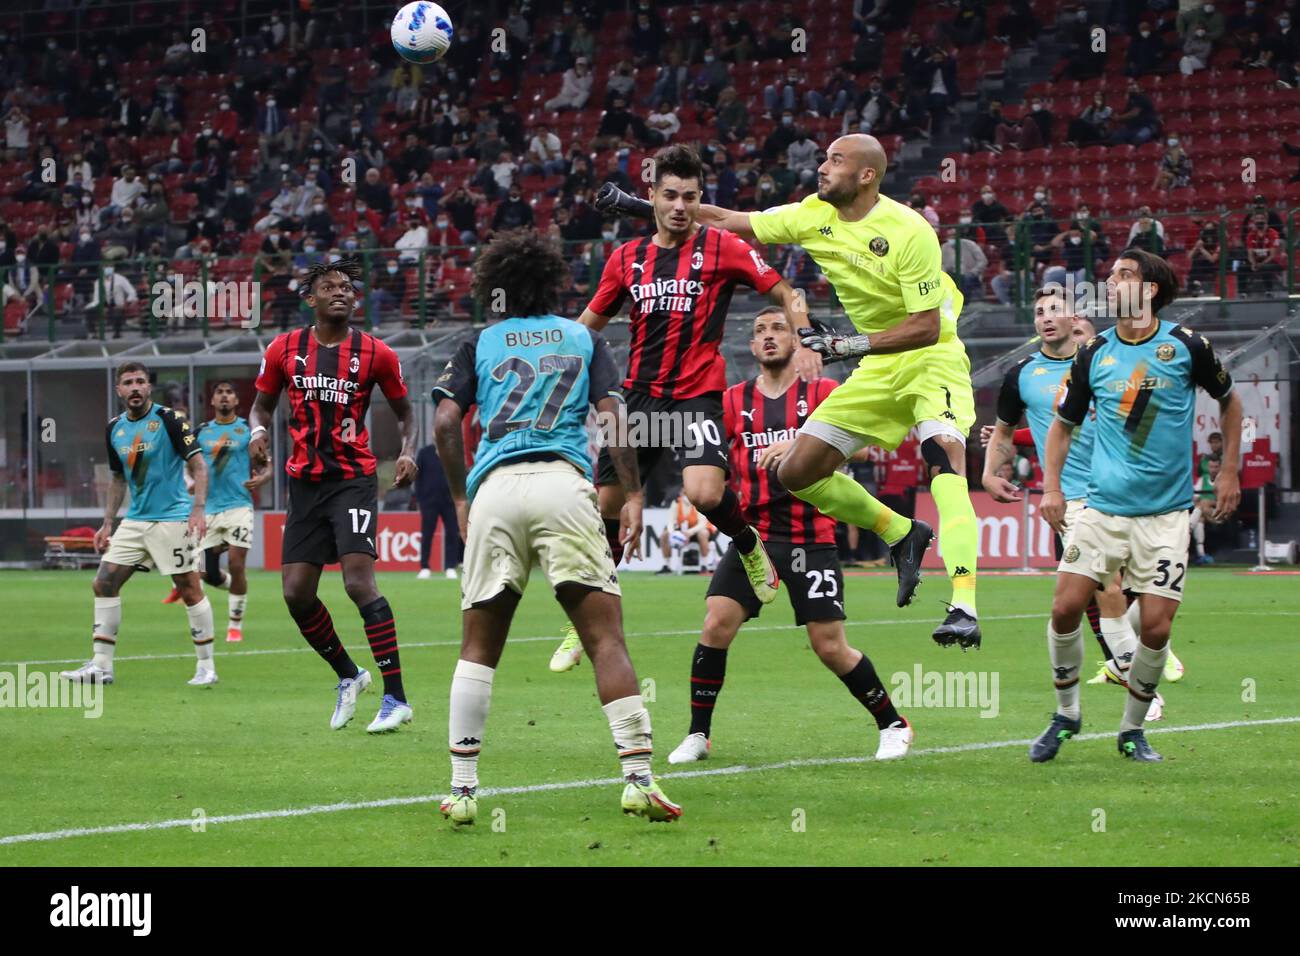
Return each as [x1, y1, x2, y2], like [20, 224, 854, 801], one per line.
[808, 339, 975, 451]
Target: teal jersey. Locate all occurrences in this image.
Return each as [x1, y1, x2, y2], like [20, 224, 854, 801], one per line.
[432, 317, 623, 500]
[198, 416, 253, 514]
[997, 348, 1096, 501]
[105, 403, 202, 522]
[1057, 321, 1233, 516]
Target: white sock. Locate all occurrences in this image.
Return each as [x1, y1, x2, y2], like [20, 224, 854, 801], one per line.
[92, 596, 121, 669]
[228, 594, 247, 630]
[603, 694, 654, 779]
[1124, 598, 1142, 636]
[213, 570, 232, 590]
[1048, 623, 1084, 720]
[449, 659, 495, 790]
[1190, 511, 1205, 556]
[1100, 616, 1138, 673]
[1121, 641, 1170, 731]
[186, 597, 215, 668]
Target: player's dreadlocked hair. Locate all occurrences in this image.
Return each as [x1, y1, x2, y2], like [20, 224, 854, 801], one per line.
[299, 256, 364, 299]
[471, 229, 568, 318]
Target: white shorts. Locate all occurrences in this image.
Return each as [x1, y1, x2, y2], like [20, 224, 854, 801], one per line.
[460, 460, 621, 610]
[1059, 498, 1087, 544]
[201, 505, 254, 550]
[103, 518, 199, 576]
[1058, 508, 1190, 602]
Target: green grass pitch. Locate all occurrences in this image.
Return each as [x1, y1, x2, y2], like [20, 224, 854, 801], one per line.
[2, 566, 1297, 866]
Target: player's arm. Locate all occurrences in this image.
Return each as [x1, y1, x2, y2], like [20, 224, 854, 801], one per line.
[983, 362, 1028, 502]
[249, 336, 286, 467]
[98, 424, 126, 553]
[163, 407, 208, 540]
[431, 339, 480, 538]
[387, 393, 418, 488]
[433, 397, 470, 538]
[698, 204, 757, 239]
[1187, 330, 1242, 521]
[578, 306, 613, 331]
[581, 248, 629, 332]
[1043, 346, 1094, 532]
[588, 331, 642, 558]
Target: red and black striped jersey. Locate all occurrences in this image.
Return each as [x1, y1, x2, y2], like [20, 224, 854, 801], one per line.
[254, 326, 407, 481]
[588, 225, 781, 400]
[724, 376, 838, 546]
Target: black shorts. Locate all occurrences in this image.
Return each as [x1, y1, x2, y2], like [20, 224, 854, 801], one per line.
[283, 474, 379, 566]
[707, 540, 846, 626]
[595, 389, 729, 487]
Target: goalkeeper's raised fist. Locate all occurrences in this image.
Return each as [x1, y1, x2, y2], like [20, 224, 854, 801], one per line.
[594, 182, 654, 220]
[797, 320, 872, 364]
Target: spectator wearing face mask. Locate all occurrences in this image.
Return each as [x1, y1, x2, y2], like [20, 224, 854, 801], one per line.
[2, 245, 43, 320]
[1264, 13, 1300, 82]
[1187, 224, 1221, 295]
[909, 191, 941, 229]
[1044, 222, 1096, 292]
[1177, 3, 1225, 42]
[1126, 21, 1165, 77]
[997, 98, 1051, 151]
[972, 187, 1013, 251]
[70, 229, 101, 302]
[99, 208, 140, 259]
[851, 76, 894, 135]
[1241, 214, 1283, 294]
[564, 190, 604, 242]
[763, 110, 800, 159]
[1180, 24, 1214, 75]
[941, 227, 987, 298]
[713, 89, 746, 144]
[546, 57, 593, 112]
[719, 9, 754, 62]
[302, 197, 336, 248]
[1153, 136, 1193, 189]
[369, 259, 406, 325]
[221, 177, 255, 230]
[764, 67, 807, 120]
[395, 216, 429, 264]
[491, 186, 534, 235]
[440, 187, 481, 245]
[1127, 206, 1165, 254]
[135, 185, 170, 243]
[259, 227, 293, 258]
[255, 96, 291, 166]
[107, 165, 145, 218]
[1066, 92, 1113, 146]
[853, 20, 885, 72]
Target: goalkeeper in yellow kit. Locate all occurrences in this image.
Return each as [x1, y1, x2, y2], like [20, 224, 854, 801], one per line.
[596, 134, 982, 647]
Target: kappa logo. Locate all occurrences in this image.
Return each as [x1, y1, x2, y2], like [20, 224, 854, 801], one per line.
[953, 565, 971, 576]
[1032, 366, 1048, 376]
[818, 226, 833, 237]
[1100, 355, 1117, 367]
[455, 736, 481, 747]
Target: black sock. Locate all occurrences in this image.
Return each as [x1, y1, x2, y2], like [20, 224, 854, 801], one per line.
[292, 599, 359, 681]
[838, 653, 902, 730]
[1085, 595, 1112, 658]
[688, 643, 727, 737]
[360, 596, 405, 702]
[700, 488, 756, 552]
[603, 517, 626, 565]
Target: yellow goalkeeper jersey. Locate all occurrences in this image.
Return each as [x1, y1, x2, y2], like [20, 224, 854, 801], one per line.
[750, 193, 964, 341]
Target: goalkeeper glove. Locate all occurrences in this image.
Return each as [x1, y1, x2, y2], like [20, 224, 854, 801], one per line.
[594, 182, 654, 220]
[797, 321, 872, 364]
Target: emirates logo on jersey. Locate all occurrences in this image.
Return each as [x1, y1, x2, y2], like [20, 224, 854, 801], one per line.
[292, 373, 360, 405]
[742, 425, 799, 458]
[628, 276, 703, 312]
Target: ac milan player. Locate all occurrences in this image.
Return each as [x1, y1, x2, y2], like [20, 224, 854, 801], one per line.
[248, 258, 419, 733]
[666, 308, 914, 764]
[548, 144, 820, 672]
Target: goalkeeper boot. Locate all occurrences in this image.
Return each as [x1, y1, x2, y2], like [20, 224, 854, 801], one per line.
[548, 623, 583, 673]
[621, 774, 682, 822]
[440, 786, 478, 826]
[1118, 729, 1163, 763]
[737, 530, 779, 605]
[1029, 713, 1082, 762]
[889, 519, 934, 607]
[932, 604, 981, 650]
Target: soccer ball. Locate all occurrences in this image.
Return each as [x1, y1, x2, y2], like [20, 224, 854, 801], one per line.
[390, 2, 454, 65]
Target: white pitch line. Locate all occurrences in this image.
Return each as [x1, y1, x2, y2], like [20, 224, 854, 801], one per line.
[4, 608, 1294, 669]
[2, 716, 1296, 848]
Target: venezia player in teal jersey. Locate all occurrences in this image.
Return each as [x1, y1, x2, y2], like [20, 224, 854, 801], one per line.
[1033, 250, 1241, 763]
[63, 362, 217, 687]
[195, 381, 271, 643]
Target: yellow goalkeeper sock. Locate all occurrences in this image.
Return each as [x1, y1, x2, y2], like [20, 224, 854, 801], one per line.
[931, 473, 978, 616]
[791, 471, 912, 546]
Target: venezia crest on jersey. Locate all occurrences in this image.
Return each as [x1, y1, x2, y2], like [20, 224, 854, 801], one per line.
[869, 236, 889, 257]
